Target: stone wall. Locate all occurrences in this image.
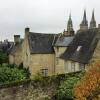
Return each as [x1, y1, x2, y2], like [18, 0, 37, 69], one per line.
[0, 78, 61, 100]
[54, 47, 67, 74]
[92, 40, 100, 61]
[9, 43, 23, 66]
[29, 54, 55, 76]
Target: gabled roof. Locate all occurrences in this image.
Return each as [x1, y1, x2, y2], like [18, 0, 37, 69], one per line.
[60, 29, 99, 64]
[9, 39, 23, 55]
[54, 36, 74, 47]
[28, 32, 57, 54]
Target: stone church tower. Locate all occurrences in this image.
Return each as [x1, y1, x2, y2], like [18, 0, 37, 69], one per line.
[80, 9, 88, 30]
[90, 10, 96, 29]
[63, 13, 74, 36]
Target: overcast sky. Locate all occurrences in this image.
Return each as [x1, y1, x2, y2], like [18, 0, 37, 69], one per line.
[0, 0, 100, 41]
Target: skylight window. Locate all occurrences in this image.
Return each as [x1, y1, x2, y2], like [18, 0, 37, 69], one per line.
[76, 46, 82, 51]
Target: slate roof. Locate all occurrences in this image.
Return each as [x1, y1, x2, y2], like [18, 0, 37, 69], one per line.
[54, 36, 74, 47]
[0, 41, 14, 53]
[28, 32, 57, 54]
[60, 29, 99, 64]
[10, 39, 23, 55]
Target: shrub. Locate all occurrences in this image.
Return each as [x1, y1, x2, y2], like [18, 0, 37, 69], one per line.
[56, 72, 85, 100]
[0, 50, 8, 65]
[74, 61, 100, 99]
[7, 64, 30, 78]
[0, 64, 30, 85]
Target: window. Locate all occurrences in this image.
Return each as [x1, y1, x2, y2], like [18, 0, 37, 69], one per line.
[64, 61, 68, 73]
[56, 57, 59, 65]
[79, 63, 85, 70]
[41, 69, 48, 77]
[76, 46, 82, 52]
[71, 62, 75, 72]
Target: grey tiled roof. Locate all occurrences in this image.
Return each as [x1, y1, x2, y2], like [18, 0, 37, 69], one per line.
[9, 39, 23, 55]
[28, 32, 57, 54]
[60, 29, 99, 64]
[54, 36, 74, 47]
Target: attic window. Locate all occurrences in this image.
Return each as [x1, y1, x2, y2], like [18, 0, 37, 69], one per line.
[76, 46, 82, 51]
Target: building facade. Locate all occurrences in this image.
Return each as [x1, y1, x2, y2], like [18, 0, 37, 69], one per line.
[9, 10, 100, 76]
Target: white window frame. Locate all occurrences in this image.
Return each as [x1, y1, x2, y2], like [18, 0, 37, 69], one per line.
[79, 63, 85, 70]
[41, 69, 48, 77]
[71, 62, 75, 72]
[56, 57, 59, 65]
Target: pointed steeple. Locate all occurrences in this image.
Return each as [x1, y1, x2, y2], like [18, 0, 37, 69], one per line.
[67, 13, 74, 32]
[80, 9, 88, 30]
[63, 13, 74, 36]
[90, 9, 96, 29]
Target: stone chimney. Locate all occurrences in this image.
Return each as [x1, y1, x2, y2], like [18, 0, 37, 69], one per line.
[98, 24, 100, 29]
[14, 35, 20, 44]
[25, 27, 30, 37]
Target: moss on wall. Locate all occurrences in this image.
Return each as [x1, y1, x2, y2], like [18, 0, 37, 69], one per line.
[0, 71, 82, 100]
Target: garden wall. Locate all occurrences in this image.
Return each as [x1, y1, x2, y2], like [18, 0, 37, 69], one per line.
[0, 75, 64, 100]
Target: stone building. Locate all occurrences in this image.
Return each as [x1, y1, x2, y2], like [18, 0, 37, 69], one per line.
[9, 10, 100, 76]
[0, 40, 14, 53]
[9, 35, 23, 65]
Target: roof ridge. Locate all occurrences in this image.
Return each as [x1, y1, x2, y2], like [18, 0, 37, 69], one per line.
[29, 32, 56, 35]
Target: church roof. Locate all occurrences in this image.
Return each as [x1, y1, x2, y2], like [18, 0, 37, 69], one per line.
[28, 32, 57, 54]
[60, 28, 99, 64]
[54, 36, 74, 47]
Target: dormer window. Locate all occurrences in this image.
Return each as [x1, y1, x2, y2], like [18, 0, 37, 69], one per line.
[76, 46, 82, 51]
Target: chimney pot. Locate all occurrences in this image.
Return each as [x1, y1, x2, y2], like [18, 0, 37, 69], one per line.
[25, 27, 30, 32]
[14, 35, 20, 44]
[25, 27, 30, 37]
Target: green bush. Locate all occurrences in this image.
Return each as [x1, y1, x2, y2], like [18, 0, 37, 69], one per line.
[0, 64, 30, 85]
[56, 71, 85, 100]
[7, 64, 30, 78]
[0, 50, 8, 65]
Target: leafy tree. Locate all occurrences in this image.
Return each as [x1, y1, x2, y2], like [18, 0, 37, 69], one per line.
[74, 61, 100, 100]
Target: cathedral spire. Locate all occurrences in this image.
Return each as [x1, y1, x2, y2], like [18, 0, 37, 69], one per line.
[80, 9, 88, 30]
[90, 9, 96, 29]
[83, 9, 86, 21]
[67, 13, 74, 31]
[63, 13, 74, 36]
